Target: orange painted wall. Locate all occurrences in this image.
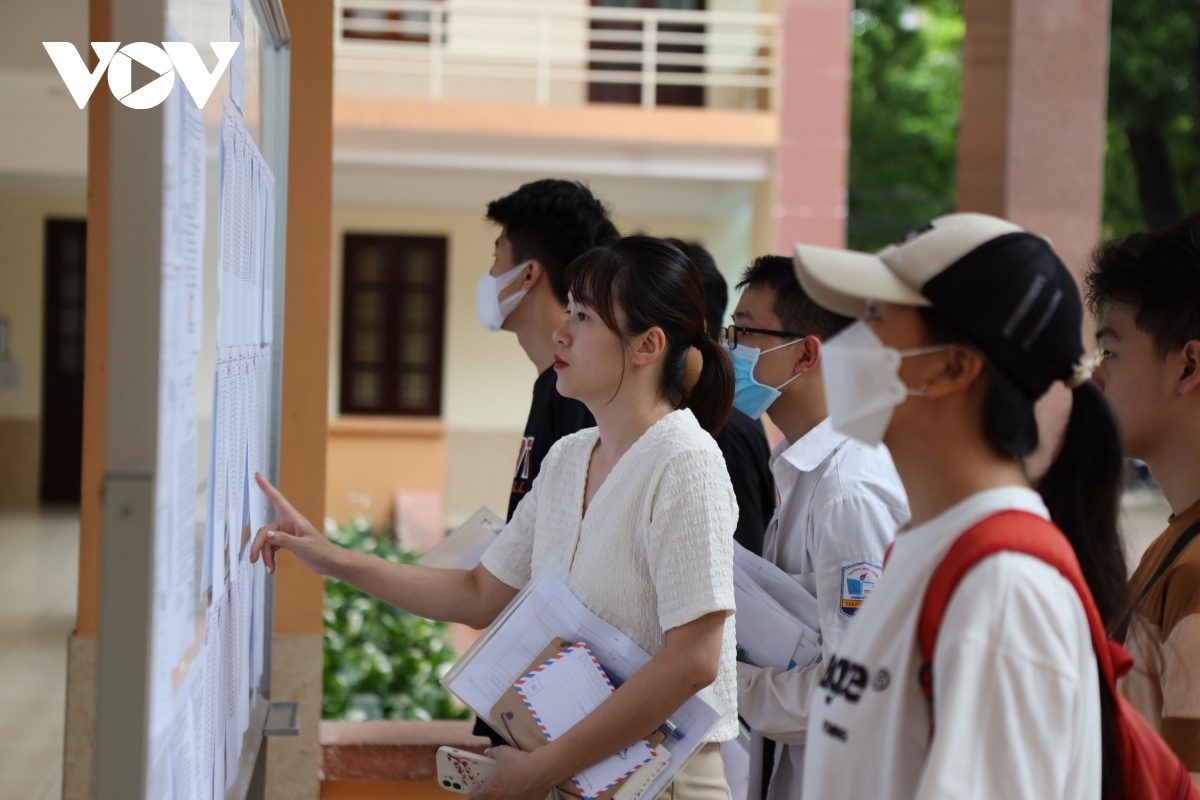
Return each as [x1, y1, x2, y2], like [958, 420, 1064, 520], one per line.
[325, 418, 447, 529]
[275, 0, 335, 637]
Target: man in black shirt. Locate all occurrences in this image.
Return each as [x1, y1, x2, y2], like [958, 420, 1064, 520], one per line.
[478, 180, 618, 521]
[669, 240, 776, 556]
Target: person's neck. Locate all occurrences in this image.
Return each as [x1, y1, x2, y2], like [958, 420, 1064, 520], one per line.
[1143, 425, 1200, 517]
[885, 410, 1030, 529]
[768, 381, 828, 446]
[513, 295, 565, 373]
[589, 387, 672, 462]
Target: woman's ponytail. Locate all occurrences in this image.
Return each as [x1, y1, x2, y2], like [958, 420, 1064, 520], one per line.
[567, 236, 735, 436]
[1035, 380, 1131, 635]
[687, 335, 734, 436]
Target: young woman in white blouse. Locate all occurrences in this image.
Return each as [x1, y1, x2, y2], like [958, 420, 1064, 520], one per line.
[251, 236, 741, 800]
[789, 214, 1130, 800]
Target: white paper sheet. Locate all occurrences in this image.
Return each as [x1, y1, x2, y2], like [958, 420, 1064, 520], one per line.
[732, 543, 819, 631]
[443, 570, 729, 800]
[229, 0, 245, 113]
[419, 507, 506, 570]
[732, 560, 822, 671]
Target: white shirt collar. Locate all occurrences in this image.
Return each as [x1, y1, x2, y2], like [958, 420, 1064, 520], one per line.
[771, 416, 849, 474]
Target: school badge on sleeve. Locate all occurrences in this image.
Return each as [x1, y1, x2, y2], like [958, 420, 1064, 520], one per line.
[840, 562, 882, 618]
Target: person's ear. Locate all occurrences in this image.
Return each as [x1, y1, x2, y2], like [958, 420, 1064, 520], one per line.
[919, 347, 986, 399]
[1178, 340, 1200, 396]
[630, 327, 668, 366]
[794, 335, 821, 376]
[521, 261, 543, 291]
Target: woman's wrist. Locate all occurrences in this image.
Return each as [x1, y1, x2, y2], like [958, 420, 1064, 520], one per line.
[526, 743, 568, 793]
[323, 541, 353, 580]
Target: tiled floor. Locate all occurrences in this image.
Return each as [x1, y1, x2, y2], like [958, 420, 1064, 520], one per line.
[0, 492, 1178, 799]
[0, 509, 78, 800]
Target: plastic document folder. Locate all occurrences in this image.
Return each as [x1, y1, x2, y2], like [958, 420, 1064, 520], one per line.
[732, 542, 823, 670]
[419, 507, 506, 570]
[515, 643, 657, 799]
[443, 569, 730, 800]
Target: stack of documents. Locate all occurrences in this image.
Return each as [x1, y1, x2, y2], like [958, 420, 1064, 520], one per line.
[515, 643, 657, 799]
[732, 543, 822, 671]
[420, 507, 506, 570]
[443, 570, 729, 800]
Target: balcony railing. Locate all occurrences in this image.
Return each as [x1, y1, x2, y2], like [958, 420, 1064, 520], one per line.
[334, 0, 780, 111]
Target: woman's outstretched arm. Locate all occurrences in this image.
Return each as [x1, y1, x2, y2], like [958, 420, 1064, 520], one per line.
[249, 473, 519, 628]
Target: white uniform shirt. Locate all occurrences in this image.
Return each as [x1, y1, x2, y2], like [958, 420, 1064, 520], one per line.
[803, 487, 1102, 800]
[736, 418, 908, 799]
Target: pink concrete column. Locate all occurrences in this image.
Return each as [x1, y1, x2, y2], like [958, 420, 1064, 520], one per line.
[956, 0, 1111, 473]
[957, 0, 1111, 279]
[774, 0, 853, 252]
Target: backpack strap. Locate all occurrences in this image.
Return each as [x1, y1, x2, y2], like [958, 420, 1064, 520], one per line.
[916, 510, 1129, 710]
[1136, 519, 1200, 608]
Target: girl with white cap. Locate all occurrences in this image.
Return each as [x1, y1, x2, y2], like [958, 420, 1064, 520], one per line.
[790, 214, 1127, 799]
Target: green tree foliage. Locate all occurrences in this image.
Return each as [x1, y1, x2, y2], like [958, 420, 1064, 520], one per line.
[322, 519, 470, 721]
[1104, 0, 1200, 236]
[847, 0, 964, 252]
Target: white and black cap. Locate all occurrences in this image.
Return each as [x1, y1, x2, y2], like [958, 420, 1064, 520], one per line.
[793, 213, 1087, 399]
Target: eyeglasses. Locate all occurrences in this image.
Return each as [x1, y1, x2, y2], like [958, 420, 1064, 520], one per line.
[719, 324, 808, 349]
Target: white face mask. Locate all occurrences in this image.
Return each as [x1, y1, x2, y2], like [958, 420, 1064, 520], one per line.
[821, 320, 954, 446]
[476, 261, 531, 332]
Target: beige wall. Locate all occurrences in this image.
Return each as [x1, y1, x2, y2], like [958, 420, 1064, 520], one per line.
[0, 190, 87, 507]
[327, 199, 758, 526]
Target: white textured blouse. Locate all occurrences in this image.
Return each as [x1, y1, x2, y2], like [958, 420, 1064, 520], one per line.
[481, 409, 740, 741]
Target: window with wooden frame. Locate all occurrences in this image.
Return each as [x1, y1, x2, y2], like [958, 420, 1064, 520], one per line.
[340, 234, 447, 416]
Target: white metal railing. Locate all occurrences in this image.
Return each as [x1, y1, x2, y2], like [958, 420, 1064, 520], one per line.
[333, 0, 779, 110]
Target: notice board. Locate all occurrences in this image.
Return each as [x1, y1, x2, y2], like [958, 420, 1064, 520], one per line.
[94, 0, 291, 797]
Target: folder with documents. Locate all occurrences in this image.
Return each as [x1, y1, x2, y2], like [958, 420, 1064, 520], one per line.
[514, 643, 657, 800]
[442, 570, 730, 800]
[732, 542, 823, 671]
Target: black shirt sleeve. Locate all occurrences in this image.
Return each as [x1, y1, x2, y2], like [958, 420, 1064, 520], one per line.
[713, 408, 776, 556]
[506, 366, 596, 521]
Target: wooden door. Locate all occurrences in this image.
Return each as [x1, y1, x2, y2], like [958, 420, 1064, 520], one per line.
[40, 219, 87, 504]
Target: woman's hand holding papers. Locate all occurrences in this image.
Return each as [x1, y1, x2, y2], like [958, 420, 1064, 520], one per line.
[251, 472, 343, 576]
[468, 745, 556, 800]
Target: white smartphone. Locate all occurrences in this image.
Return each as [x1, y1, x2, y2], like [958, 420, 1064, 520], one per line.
[436, 746, 497, 794]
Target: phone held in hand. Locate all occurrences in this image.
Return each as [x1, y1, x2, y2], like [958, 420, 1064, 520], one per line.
[436, 746, 497, 794]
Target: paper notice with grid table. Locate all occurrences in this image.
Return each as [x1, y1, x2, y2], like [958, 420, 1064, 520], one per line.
[515, 643, 657, 799]
[443, 569, 730, 800]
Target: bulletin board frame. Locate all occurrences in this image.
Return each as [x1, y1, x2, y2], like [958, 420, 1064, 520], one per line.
[93, 0, 291, 797]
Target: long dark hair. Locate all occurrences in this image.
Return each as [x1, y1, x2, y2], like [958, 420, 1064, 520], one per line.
[566, 236, 734, 435]
[921, 307, 1129, 799]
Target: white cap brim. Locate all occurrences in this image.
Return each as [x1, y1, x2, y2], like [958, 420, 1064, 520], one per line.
[792, 242, 930, 318]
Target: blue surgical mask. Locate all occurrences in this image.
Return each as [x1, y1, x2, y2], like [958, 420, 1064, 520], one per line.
[726, 340, 801, 419]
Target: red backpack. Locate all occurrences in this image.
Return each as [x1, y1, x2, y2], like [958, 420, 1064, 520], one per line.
[914, 510, 1199, 800]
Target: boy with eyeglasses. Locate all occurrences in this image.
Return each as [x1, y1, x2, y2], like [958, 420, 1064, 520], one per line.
[727, 256, 909, 800]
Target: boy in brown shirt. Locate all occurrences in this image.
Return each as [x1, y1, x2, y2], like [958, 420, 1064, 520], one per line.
[1086, 213, 1200, 782]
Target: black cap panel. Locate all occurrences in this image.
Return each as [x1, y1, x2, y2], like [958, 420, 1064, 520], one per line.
[920, 233, 1084, 398]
